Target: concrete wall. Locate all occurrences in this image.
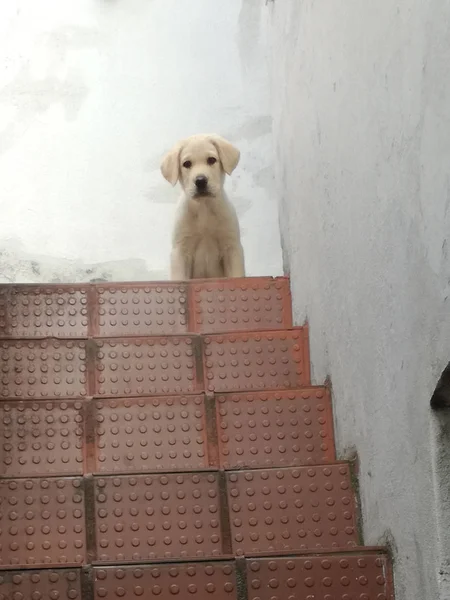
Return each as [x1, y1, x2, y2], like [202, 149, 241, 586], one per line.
[0, 0, 281, 283]
[267, 1, 450, 599]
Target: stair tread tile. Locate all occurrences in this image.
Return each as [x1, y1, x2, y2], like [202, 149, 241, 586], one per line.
[0, 568, 81, 597]
[226, 465, 358, 555]
[216, 388, 335, 469]
[92, 395, 209, 473]
[94, 337, 201, 397]
[192, 277, 292, 334]
[0, 340, 88, 400]
[0, 285, 89, 339]
[203, 330, 310, 393]
[93, 561, 237, 599]
[0, 476, 86, 568]
[247, 553, 394, 600]
[0, 399, 85, 477]
[94, 472, 223, 563]
[95, 283, 189, 337]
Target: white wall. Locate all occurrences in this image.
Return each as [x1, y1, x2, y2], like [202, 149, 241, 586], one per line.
[268, 1, 450, 599]
[0, 0, 282, 283]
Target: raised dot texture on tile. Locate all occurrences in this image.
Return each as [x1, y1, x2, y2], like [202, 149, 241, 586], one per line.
[216, 388, 335, 468]
[246, 554, 394, 600]
[94, 337, 200, 397]
[0, 400, 85, 477]
[96, 284, 188, 336]
[0, 568, 81, 599]
[227, 465, 358, 555]
[0, 286, 89, 338]
[0, 340, 88, 399]
[0, 276, 395, 600]
[203, 330, 310, 393]
[93, 562, 236, 600]
[0, 477, 86, 568]
[94, 472, 222, 562]
[93, 395, 208, 473]
[192, 277, 292, 334]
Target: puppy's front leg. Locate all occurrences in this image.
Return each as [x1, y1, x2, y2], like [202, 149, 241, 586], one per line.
[170, 248, 191, 280]
[223, 244, 245, 278]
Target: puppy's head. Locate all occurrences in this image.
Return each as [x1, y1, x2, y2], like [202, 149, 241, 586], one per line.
[160, 134, 240, 199]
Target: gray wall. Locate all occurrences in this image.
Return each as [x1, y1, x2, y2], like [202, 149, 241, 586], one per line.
[267, 1, 450, 598]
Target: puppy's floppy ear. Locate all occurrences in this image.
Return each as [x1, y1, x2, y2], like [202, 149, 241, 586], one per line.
[209, 135, 240, 175]
[160, 143, 182, 186]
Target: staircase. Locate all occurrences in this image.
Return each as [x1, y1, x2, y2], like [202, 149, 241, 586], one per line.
[0, 276, 394, 599]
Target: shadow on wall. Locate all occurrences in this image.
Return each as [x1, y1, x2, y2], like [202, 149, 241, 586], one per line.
[430, 364, 450, 597]
[431, 363, 450, 409]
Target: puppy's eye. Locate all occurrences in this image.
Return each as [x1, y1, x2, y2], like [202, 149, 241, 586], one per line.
[182, 160, 192, 169]
[207, 157, 217, 165]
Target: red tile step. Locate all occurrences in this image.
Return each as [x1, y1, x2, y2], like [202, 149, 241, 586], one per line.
[88, 388, 333, 474]
[95, 283, 189, 337]
[0, 388, 333, 477]
[0, 285, 90, 339]
[93, 472, 226, 563]
[246, 551, 394, 600]
[93, 336, 202, 397]
[0, 277, 292, 339]
[0, 399, 85, 477]
[226, 465, 358, 556]
[203, 329, 310, 393]
[215, 388, 335, 469]
[93, 560, 237, 600]
[90, 553, 394, 599]
[0, 552, 393, 600]
[0, 339, 89, 400]
[0, 568, 82, 599]
[90, 395, 209, 474]
[190, 277, 292, 334]
[93, 330, 309, 397]
[91, 465, 357, 564]
[0, 464, 358, 568]
[0, 329, 310, 400]
[0, 477, 86, 569]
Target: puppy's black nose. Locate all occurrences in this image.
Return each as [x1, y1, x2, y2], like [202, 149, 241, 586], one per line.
[195, 175, 208, 190]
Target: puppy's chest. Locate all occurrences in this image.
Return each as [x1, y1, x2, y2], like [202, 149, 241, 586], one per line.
[183, 206, 228, 242]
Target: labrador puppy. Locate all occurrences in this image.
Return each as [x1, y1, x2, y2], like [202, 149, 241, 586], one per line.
[161, 133, 245, 280]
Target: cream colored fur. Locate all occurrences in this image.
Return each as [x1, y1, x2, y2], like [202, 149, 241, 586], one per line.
[161, 133, 245, 280]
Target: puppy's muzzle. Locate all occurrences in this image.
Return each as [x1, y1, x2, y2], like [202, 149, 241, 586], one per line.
[194, 175, 208, 194]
